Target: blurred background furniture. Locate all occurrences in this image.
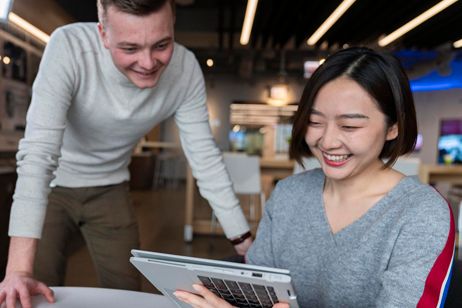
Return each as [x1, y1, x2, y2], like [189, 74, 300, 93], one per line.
[293, 157, 321, 174]
[185, 154, 288, 241]
[0, 165, 17, 279]
[210, 153, 265, 234]
[392, 157, 421, 176]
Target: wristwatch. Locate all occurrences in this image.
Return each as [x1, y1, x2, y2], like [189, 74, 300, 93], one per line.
[229, 231, 252, 246]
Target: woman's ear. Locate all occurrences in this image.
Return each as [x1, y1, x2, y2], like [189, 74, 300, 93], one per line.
[386, 123, 398, 141]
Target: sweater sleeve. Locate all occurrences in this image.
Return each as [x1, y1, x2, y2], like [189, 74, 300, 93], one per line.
[376, 189, 455, 308]
[8, 28, 75, 238]
[246, 183, 279, 267]
[173, 56, 249, 239]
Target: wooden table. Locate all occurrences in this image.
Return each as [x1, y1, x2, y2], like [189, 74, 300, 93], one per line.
[419, 164, 462, 185]
[184, 158, 294, 241]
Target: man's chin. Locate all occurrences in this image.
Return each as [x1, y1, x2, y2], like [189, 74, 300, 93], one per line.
[130, 77, 159, 89]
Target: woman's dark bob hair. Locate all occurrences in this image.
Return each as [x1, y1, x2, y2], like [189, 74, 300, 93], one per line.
[289, 47, 417, 168]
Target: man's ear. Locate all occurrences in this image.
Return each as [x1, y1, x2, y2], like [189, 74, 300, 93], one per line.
[97, 22, 109, 49]
[386, 123, 398, 141]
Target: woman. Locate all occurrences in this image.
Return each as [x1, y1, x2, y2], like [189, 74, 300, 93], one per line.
[174, 47, 455, 307]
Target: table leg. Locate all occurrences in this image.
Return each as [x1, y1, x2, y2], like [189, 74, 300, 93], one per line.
[184, 165, 194, 242]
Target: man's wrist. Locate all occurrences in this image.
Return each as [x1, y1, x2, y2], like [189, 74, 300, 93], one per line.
[229, 231, 252, 246]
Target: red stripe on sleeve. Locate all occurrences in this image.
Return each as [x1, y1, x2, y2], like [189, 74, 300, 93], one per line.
[416, 200, 455, 308]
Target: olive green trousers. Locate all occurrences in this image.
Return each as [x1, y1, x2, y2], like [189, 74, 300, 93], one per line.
[34, 182, 140, 290]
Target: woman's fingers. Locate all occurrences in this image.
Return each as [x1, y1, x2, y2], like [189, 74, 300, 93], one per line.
[174, 284, 235, 308]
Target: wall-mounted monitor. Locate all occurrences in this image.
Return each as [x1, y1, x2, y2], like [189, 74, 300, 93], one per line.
[437, 119, 462, 165]
[0, 0, 13, 22]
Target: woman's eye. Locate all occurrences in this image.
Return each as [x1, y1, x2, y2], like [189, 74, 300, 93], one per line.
[308, 121, 321, 126]
[342, 126, 359, 130]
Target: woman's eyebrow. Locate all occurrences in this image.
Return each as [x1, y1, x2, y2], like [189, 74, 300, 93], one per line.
[337, 113, 369, 120]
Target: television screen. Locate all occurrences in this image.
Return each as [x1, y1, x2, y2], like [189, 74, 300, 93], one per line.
[437, 119, 462, 164]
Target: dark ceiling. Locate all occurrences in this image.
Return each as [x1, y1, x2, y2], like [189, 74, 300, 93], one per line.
[54, 0, 462, 51]
[52, 0, 462, 78]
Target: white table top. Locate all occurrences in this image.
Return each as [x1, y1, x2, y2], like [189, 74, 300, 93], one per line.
[12, 287, 178, 308]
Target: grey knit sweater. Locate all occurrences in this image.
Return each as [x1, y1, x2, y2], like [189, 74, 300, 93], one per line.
[9, 23, 249, 239]
[247, 169, 454, 307]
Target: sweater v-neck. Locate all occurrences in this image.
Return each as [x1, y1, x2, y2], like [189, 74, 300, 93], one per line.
[311, 170, 412, 247]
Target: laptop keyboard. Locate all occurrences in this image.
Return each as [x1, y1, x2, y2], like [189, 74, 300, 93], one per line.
[197, 275, 279, 308]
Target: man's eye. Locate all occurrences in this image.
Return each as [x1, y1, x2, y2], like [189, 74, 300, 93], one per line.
[156, 43, 169, 50]
[122, 47, 137, 53]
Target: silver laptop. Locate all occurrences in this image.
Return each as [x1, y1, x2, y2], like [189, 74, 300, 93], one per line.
[130, 249, 299, 308]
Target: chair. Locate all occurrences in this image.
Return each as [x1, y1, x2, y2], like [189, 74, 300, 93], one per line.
[152, 150, 186, 189]
[293, 157, 321, 174]
[391, 156, 421, 176]
[211, 152, 265, 233]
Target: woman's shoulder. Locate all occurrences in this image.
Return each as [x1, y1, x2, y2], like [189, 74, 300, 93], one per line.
[270, 168, 324, 201]
[393, 176, 451, 224]
[278, 168, 324, 188]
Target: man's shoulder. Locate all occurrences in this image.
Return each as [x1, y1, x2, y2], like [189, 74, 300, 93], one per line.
[50, 23, 100, 48]
[171, 42, 197, 65]
[53, 22, 98, 36]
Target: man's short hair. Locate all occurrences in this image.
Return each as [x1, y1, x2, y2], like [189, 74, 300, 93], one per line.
[289, 47, 418, 169]
[97, 0, 175, 24]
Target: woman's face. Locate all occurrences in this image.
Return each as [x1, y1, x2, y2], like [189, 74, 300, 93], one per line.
[305, 77, 398, 182]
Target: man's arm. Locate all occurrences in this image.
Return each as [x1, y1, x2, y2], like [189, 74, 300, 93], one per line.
[173, 52, 251, 252]
[1, 27, 75, 308]
[0, 237, 54, 308]
[6, 237, 37, 274]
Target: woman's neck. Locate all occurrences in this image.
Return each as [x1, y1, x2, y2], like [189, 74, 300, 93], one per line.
[323, 161, 403, 202]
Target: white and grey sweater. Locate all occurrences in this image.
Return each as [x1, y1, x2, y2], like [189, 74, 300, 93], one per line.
[9, 23, 249, 239]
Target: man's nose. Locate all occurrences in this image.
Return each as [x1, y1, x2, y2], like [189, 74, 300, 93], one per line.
[138, 50, 156, 69]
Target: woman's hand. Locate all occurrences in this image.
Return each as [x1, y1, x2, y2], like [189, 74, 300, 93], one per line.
[174, 284, 234, 308]
[174, 284, 289, 308]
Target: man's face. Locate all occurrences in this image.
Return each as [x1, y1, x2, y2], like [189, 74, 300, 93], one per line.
[98, 3, 175, 89]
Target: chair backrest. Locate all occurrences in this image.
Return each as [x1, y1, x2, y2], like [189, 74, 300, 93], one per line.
[392, 156, 421, 176]
[222, 152, 261, 194]
[293, 157, 321, 174]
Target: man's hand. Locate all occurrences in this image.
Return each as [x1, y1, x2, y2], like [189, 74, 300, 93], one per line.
[234, 237, 253, 256]
[0, 237, 55, 308]
[174, 284, 289, 308]
[0, 272, 54, 308]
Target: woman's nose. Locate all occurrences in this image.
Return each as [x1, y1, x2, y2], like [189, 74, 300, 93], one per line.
[319, 125, 341, 149]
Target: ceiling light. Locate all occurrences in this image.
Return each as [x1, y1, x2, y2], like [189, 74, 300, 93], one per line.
[206, 58, 214, 67]
[268, 84, 289, 106]
[378, 0, 458, 47]
[454, 38, 462, 48]
[307, 0, 356, 46]
[8, 12, 50, 43]
[240, 0, 259, 45]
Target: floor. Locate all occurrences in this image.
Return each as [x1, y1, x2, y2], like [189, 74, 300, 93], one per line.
[64, 183, 236, 293]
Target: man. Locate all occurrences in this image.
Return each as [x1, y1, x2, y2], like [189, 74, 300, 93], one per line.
[0, 1, 252, 307]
